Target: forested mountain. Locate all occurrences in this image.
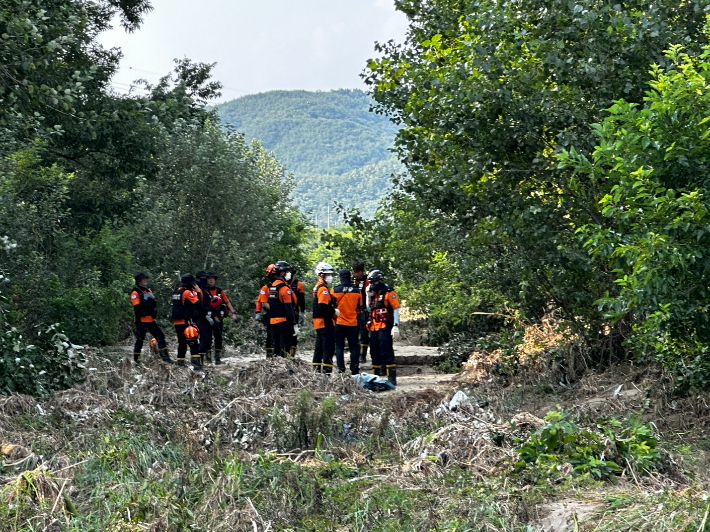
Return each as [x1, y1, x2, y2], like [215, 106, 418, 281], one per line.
[214, 90, 401, 224]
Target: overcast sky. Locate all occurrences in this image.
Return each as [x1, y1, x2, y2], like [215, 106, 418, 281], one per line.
[98, 0, 409, 103]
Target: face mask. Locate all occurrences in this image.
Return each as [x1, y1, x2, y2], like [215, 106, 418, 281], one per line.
[325, 275, 333, 284]
[285, 272, 292, 281]
[198, 278, 207, 288]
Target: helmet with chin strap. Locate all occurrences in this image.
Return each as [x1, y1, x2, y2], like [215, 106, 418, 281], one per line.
[367, 269, 384, 283]
[274, 261, 291, 274]
[315, 262, 335, 276]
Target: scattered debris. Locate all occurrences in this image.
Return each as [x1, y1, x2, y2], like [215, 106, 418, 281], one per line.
[353, 372, 395, 392]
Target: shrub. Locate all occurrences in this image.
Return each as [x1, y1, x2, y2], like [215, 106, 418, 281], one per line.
[0, 290, 85, 396]
[516, 410, 659, 480]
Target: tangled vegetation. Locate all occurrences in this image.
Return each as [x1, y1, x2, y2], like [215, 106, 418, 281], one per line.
[0, 346, 708, 531]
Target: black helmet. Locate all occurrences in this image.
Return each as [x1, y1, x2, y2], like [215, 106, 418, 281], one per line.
[134, 272, 148, 283]
[206, 271, 218, 279]
[195, 270, 207, 278]
[181, 273, 196, 286]
[274, 261, 291, 273]
[367, 269, 384, 282]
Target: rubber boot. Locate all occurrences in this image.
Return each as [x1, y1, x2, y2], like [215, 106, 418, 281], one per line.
[204, 350, 212, 366]
[386, 365, 397, 386]
[133, 352, 142, 366]
[313, 363, 322, 373]
[359, 344, 368, 363]
[191, 354, 203, 371]
[214, 349, 222, 365]
[289, 346, 297, 357]
[372, 365, 381, 376]
[266, 348, 274, 358]
[159, 347, 174, 364]
[176, 358, 186, 367]
[322, 364, 333, 375]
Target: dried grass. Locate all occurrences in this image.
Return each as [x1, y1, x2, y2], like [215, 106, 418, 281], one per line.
[461, 313, 579, 384]
[0, 394, 37, 416]
[403, 421, 513, 476]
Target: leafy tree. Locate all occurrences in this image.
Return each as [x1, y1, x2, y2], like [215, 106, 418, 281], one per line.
[0, 0, 307, 357]
[363, 0, 710, 345]
[559, 40, 710, 387]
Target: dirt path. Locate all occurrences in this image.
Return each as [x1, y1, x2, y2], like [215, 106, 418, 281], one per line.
[123, 339, 459, 395]
[221, 342, 458, 393]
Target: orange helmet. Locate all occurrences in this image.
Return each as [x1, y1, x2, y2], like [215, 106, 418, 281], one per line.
[185, 325, 200, 343]
[149, 338, 158, 348]
[265, 263, 276, 276]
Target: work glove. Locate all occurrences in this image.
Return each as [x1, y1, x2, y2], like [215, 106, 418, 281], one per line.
[143, 292, 155, 301]
[391, 325, 401, 341]
[293, 324, 300, 337]
[255, 313, 262, 322]
[334, 308, 341, 318]
[299, 312, 305, 325]
[206, 316, 214, 326]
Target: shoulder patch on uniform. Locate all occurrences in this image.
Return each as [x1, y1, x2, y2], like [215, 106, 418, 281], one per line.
[286, 290, 292, 295]
[322, 290, 329, 295]
[260, 290, 266, 295]
[390, 293, 398, 299]
[131, 294, 137, 299]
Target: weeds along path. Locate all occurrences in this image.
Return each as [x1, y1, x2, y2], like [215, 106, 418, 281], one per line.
[1, 341, 709, 531]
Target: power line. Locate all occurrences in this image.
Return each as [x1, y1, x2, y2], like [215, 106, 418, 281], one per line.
[126, 65, 251, 95]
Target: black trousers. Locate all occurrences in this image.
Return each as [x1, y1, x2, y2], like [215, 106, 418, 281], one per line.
[197, 318, 212, 354]
[357, 314, 369, 347]
[174, 324, 199, 362]
[271, 321, 293, 358]
[211, 319, 223, 351]
[313, 326, 335, 370]
[134, 321, 166, 356]
[335, 324, 360, 373]
[369, 327, 395, 369]
[263, 316, 273, 353]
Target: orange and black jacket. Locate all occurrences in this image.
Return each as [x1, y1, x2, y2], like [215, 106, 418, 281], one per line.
[256, 283, 270, 315]
[312, 280, 336, 329]
[203, 286, 230, 319]
[171, 286, 200, 325]
[333, 279, 361, 327]
[369, 284, 400, 331]
[289, 278, 306, 313]
[131, 285, 157, 323]
[268, 279, 297, 325]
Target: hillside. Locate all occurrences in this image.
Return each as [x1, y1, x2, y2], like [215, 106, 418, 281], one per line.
[214, 89, 401, 224]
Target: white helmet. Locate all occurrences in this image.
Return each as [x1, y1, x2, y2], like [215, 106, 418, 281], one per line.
[315, 262, 335, 276]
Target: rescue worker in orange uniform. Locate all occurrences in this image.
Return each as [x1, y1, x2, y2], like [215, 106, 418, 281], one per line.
[268, 261, 299, 357]
[366, 269, 401, 385]
[203, 272, 237, 365]
[312, 262, 338, 373]
[130, 273, 173, 365]
[172, 273, 203, 370]
[255, 264, 277, 357]
[194, 270, 215, 366]
[352, 261, 370, 364]
[333, 269, 362, 374]
[287, 265, 306, 357]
